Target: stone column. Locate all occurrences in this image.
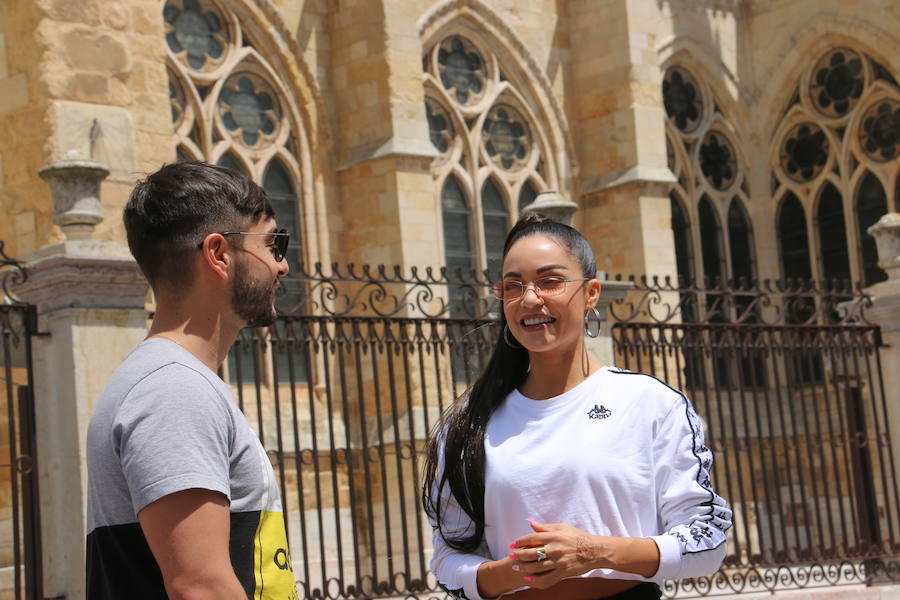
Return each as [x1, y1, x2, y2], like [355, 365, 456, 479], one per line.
[568, 0, 677, 280]
[863, 213, 900, 493]
[12, 157, 149, 600]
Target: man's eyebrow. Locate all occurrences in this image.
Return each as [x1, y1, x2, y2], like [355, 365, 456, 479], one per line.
[502, 270, 522, 279]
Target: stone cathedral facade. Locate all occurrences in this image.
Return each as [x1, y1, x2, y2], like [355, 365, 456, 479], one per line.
[1, 1, 900, 599]
[1, 0, 898, 287]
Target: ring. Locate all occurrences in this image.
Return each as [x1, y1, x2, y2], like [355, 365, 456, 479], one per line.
[535, 547, 547, 562]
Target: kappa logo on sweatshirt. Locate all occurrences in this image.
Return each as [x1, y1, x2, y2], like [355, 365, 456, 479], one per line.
[587, 404, 612, 420]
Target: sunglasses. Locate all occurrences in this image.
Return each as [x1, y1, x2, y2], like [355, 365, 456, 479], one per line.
[198, 228, 291, 262]
[492, 277, 590, 301]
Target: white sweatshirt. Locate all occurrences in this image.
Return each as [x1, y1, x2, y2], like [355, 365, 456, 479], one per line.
[429, 367, 732, 600]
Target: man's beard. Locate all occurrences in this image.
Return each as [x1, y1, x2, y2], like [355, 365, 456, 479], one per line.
[230, 258, 278, 328]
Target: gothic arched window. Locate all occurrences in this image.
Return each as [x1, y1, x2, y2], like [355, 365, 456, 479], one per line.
[772, 47, 899, 286]
[670, 192, 693, 284]
[441, 175, 475, 279]
[165, 0, 308, 386]
[778, 193, 812, 281]
[165, 0, 304, 269]
[698, 195, 725, 284]
[727, 199, 755, 285]
[424, 34, 556, 279]
[663, 65, 753, 287]
[856, 171, 889, 286]
[816, 182, 851, 287]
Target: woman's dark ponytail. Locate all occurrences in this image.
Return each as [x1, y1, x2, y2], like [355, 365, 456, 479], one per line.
[422, 213, 597, 552]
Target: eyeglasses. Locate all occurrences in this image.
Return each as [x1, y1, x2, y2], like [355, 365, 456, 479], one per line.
[492, 277, 590, 300]
[198, 228, 290, 262]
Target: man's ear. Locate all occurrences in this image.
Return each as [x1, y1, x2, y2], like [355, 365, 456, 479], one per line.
[198, 233, 232, 281]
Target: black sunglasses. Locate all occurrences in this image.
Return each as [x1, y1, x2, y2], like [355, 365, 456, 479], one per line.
[198, 228, 290, 262]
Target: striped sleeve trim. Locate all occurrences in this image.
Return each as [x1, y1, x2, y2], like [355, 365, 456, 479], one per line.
[607, 368, 733, 555]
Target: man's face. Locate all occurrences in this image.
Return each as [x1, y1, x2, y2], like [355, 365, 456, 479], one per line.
[228, 216, 289, 328]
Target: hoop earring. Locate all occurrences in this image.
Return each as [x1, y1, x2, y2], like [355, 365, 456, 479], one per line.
[584, 307, 602, 338]
[503, 324, 522, 348]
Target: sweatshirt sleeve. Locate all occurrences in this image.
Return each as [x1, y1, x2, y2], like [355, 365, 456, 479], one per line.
[648, 393, 732, 582]
[427, 440, 493, 600]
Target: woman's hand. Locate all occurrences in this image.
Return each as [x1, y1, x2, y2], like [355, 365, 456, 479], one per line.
[508, 520, 607, 589]
[509, 520, 660, 589]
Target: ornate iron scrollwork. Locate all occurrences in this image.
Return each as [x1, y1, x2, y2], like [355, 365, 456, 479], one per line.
[607, 274, 872, 327]
[275, 261, 498, 320]
[0, 241, 28, 305]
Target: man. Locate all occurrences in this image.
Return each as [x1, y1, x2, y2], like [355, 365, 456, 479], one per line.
[86, 162, 298, 599]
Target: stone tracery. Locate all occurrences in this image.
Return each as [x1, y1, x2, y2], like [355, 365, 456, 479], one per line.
[164, 0, 304, 278]
[772, 46, 900, 287]
[423, 31, 554, 280]
[663, 65, 754, 287]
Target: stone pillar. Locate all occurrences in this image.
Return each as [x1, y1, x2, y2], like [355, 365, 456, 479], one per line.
[585, 277, 633, 368]
[12, 158, 149, 600]
[863, 213, 900, 491]
[569, 0, 677, 279]
[330, 1, 439, 269]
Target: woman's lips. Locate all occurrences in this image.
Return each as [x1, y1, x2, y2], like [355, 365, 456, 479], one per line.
[519, 315, 556, 331]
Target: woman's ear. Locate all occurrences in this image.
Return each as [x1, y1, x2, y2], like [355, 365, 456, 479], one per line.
[586, 278, 602, 310]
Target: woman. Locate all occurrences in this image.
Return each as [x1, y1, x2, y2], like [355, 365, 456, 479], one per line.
[423, 214, 731, 600]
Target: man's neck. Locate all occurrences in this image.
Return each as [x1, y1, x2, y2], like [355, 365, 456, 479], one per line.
[148, 305, 239, 373]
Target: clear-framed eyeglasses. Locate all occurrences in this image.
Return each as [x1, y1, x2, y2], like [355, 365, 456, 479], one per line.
[492, 276, 590, 301]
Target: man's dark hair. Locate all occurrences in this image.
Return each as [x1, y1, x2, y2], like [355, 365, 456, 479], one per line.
[124, 161, 274, 289]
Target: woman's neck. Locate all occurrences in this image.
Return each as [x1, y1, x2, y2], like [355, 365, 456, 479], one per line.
[519, 341, 602, 400]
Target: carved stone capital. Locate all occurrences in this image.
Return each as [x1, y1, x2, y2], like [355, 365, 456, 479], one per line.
[868, 212, 900, 281]
[11, 241, 149, 314]
[39, 154, 110, 241]
[521, 190, 579, 224]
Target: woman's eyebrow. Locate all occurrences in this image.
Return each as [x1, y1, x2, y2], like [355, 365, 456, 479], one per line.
[536, 264, 568, 274]
[502, 264, 569, 278]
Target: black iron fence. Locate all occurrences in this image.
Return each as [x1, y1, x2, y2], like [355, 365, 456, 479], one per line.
[0, 243, 42, 600]
[609, 276, 899, 596]
[224, 265, 900, 598]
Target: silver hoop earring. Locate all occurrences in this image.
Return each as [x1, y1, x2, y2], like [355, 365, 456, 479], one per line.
[584, 307, 602, 338]
[503, 324, 522, 348]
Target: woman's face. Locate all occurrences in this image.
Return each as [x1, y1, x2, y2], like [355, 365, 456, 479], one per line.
[499, 233, 600, 354]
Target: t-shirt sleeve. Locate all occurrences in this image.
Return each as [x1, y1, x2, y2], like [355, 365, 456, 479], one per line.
[427, 437, 493, 600]
[112, 364, 234, 515]
[649, 393, 732, 582]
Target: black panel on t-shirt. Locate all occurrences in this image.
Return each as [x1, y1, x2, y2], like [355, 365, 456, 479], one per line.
[86, 511, 262, 599]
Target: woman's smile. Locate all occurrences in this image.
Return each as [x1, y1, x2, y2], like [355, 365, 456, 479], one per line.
[520, 314, 556, 330]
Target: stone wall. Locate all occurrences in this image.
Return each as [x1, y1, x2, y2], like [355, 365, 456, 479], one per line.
[0, 0, 174, 257]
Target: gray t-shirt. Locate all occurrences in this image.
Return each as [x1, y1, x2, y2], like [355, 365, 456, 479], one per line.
[86, 338, 297, 599]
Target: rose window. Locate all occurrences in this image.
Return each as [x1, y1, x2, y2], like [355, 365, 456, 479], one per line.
[699, 131, 737, 190]
[663, 67, 702, 133]
[859, 98, 900, 162]
[218, 73, 280, 148]
[482, 105, 531, 171]
[780, 123, 829, 182]
[810, 48, 865, 118]
[163, 0, 228, 71]
[437, 37, 486, 105]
